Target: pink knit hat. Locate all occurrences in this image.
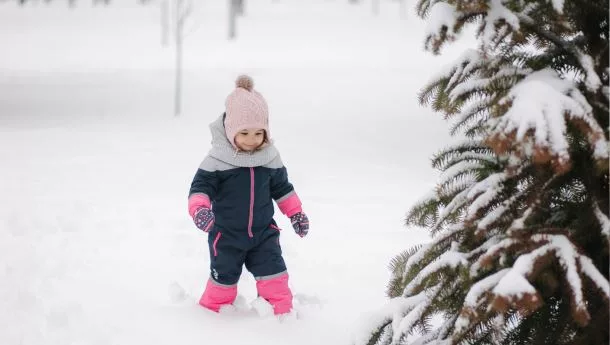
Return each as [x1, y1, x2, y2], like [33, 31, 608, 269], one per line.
[224, 75, 270, 148]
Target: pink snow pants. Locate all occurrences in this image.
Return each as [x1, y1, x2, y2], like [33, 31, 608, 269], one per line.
[199, 273, 293, 315]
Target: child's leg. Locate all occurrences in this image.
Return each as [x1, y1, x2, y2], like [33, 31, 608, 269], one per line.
[245, 228, 293, 315]
[255, 272, 293, 315]
[200, 229, 246, 312]
[199, 279, 238, 312]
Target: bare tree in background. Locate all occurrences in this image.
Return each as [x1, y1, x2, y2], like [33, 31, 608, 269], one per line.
[160, 0, 170, 46]
[399, 0, 406, 19]
[236, 0, 244, 15]
[372, 0, 379, 15]
[173, 0, 192, 116]
[228, 0, 244, 39]
[349, 0, 409, 19]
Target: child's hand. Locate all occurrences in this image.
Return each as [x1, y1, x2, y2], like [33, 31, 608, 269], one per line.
[290, 212, 309, 238]
[194, 207, 215, 232]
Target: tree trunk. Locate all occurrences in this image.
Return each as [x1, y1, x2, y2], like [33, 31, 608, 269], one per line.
[399, 0, 407, 19]
[174, 35, 182, 117]
[161, 0, 170, 46]
[174, 0, 183, 117]
[236, 0, 244, 16]
[228, 0, 238, 39]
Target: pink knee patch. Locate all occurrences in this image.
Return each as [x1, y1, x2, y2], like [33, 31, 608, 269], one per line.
[199, 279, 237, 312]
[256, 273, 293, 315]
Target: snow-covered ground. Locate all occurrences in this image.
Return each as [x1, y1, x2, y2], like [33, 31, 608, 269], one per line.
[0, 1, 467, 344]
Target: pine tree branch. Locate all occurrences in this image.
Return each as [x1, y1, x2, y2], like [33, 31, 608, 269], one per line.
[592, 99, 609, 113]
[516, 13, 602, 91]
[507, 172, 561, 234]
[515, 14, 576, 55]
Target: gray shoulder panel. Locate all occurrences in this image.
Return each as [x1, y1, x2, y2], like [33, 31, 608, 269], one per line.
[199, 155, 237, 172]
[263, 154, 284, 169]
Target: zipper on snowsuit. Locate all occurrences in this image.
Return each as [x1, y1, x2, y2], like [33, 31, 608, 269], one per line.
[247, 167, 255, 238]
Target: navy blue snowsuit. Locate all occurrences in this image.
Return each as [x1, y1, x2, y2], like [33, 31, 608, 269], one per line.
[188, 115, 300, 286]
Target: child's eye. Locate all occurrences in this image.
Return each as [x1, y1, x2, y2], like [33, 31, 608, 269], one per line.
[255, 133, 263, 136]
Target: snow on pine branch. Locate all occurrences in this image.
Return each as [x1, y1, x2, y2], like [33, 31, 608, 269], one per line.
[467, 236, 503, 262]
[602, 68, 609, 101]
[438, 175, 479, 201]
[395, 232, 607, 343]
[549, 0, 566, 13]
[392, 301, 429, 344]
[465, 268, 511, 307]
[454, 268, 511, 333]
[352, 285, 450, 345]
[449, 66, 529, 103]
[471, 237, 519, 275]
[432, 139, 494, 170]
[490, 68, 608, 163]
[578, 255, 610, 297]
[438, 161, 484, 188]
[529, 235, 584, 311]
[414, 188, 440, 206]
[508, 205, 534, 232]
[470, 234, 608, 319]
[426, 50, 483, 92]
[465, 172, 507, 220]
[415, 144, 497, 229]
[437, 169, 509, 229]
[404, 249, 468, 295]
[401, 226, 466, 284]
[577, 51, 603, 92]
[594, 203, 610, 238]
[410, 316, 455, 345]
[424, 0, 521, 53]
[450, 97, 491, 135]
[437, 187, 471, 226]
[439, 151, 498, 170]
[434, 148, 500, 197]
[477, 189, 524, 230]
[491, 252, 540, 299]
[351, 292, 429, 345]
[481, 0, 520, 50]
[424, 2, 459, 52]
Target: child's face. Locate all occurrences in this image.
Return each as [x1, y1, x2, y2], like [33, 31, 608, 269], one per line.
[234, 128, 265, 151]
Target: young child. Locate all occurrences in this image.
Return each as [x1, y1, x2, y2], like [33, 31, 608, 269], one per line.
[188, 75, 309, 315]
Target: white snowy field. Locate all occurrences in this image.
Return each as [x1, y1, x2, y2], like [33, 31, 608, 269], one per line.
[0, 1, 468, 344]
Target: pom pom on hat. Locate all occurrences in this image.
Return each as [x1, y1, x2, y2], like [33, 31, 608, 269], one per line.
[235, 75, 254, 92]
